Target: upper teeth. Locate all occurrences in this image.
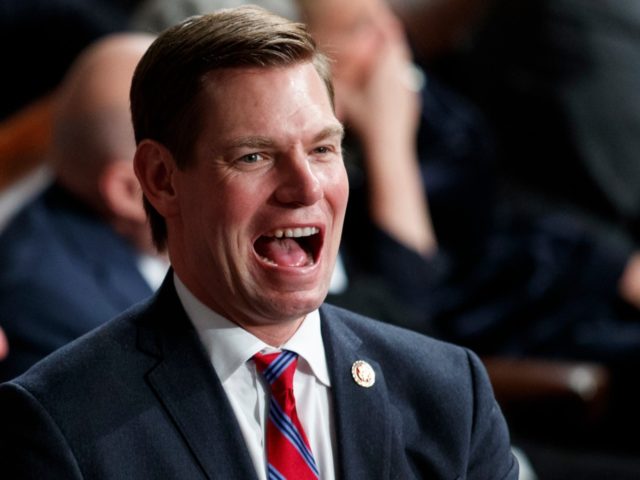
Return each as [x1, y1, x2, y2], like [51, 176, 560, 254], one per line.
[270, 227, 319, 238]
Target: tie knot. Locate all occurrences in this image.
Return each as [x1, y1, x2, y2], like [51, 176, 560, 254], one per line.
[253, 350, 298, 392]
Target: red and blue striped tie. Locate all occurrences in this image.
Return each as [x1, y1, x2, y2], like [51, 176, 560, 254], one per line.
[253, 350, 320, 480]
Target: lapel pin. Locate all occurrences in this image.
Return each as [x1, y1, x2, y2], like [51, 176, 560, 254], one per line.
[351, 360, 375, 388]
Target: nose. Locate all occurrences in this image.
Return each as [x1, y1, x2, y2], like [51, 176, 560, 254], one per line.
[274, 152, 323, 207]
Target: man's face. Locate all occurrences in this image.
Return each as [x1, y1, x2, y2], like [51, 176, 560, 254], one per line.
[170, 62, 348, 329]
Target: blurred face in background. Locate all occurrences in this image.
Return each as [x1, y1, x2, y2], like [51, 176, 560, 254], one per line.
[302, 0, 404, 90]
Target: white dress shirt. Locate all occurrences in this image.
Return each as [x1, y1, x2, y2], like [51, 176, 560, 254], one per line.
[174, 274, 337, 480]
[136, 254, 169, 290]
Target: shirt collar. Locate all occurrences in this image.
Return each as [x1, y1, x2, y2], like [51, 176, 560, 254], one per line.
[174, 272, 331, 387]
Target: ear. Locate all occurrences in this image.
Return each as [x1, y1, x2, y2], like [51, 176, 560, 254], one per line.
[133, 139, 180, 218]
[99, 160, 147, 223]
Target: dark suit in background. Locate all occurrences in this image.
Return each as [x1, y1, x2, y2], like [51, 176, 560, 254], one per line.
[0, 183, 154, 381]
[0, 274, 518, 479]
[429, 0, 640, 245]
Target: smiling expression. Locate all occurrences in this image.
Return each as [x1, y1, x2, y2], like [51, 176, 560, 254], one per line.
[165, 62, 348, 334]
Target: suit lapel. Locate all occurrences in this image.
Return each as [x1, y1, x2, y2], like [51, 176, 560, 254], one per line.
[321, 305, 392, 479]
[138, 275, 259, 480]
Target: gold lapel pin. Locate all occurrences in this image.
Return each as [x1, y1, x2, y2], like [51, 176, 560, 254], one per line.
[351, 360, 375, 388]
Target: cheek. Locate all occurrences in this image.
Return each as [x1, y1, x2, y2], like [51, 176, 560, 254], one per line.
[219, 181, 267, 228]
[177, 182, 226, 248]
[204, 182, 267, 253]
[188, 171, 253, 222]
[324, 166, 350, 216]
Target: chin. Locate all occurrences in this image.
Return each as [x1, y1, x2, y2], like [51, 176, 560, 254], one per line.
[260, 289, 327, 321]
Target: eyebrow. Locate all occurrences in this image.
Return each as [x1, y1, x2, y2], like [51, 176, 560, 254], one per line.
[313, 124, 345, 143]
[226, 136, 274, 150]
[226, 124, 345, 150]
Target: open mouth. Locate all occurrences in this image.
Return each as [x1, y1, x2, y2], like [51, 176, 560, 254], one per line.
[254, 227, 322, 268]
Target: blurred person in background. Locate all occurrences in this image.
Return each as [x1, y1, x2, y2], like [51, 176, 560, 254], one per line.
[293, 0, 640, 370]
[0, 33, 167, 382]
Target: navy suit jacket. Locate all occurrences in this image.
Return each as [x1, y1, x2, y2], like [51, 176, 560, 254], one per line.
[0, 184, 154, 381]
[0, 274, 517, 479]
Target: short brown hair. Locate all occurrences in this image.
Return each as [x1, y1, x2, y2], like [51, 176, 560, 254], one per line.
[130, 6, 334, 250]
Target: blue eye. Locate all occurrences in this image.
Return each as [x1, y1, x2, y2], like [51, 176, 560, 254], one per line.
[241, 153, 262, 163]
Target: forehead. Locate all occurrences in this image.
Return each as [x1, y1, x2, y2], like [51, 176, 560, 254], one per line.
[196, 63, 337, 141]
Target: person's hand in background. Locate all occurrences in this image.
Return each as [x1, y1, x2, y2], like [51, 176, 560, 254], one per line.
[0, 327, 8, 361]
[302, 0, 436, 256]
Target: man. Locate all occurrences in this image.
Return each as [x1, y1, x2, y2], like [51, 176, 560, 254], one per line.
[0, 7, 518, 478]
[0, 33, 166, 381]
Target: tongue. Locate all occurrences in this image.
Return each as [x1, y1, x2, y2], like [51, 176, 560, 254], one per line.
[255, 237, 310, 267]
